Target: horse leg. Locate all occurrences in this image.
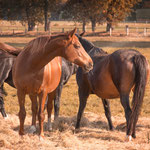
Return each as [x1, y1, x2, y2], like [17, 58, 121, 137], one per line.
[101, 99, 114, 130]
[120, 94, 132, 140]
[29, 94, 38, 133]
[131, 116, 138, 138]
[38, 92, 47, 138]
[17, 90, 26, 135]
[75, 86, 89, 129]
[54, 85, 63, 120]
[47, 92, 55, 131]
[0, 96, 7, 118]
[0, 84, 7, 118]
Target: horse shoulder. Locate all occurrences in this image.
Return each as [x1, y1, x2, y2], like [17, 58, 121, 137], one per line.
[43, 57, 62, 93]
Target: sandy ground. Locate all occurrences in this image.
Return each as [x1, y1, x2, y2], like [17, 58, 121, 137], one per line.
[0, 112, 150, 150]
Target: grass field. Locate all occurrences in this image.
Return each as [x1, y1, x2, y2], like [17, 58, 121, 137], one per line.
[0, 23, 150, 149]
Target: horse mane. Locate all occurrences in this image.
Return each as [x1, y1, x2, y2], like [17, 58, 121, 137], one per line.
[76, 34, 106, 55]
[24, 34, 66, 54]
[0, 42, 22, 56]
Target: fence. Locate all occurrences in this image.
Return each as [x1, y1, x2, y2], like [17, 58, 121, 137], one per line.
[0, 21, 150, 37]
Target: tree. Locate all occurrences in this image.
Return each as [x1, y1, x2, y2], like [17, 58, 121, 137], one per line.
[0, 0, 44, 31]
[41, 0, 67, 31]
[63, 0, 104, 32]
[0, 0, 64, 31]
[63, 0, 141, 32]
[103, 0, 141, 32]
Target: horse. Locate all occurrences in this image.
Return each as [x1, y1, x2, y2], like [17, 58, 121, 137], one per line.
[75, 38, 149, 141]
[52, 33, 114, 131]
[12, 28, 93, 139]
[0, 42, 21, 118]
[53, 58, 78, 120]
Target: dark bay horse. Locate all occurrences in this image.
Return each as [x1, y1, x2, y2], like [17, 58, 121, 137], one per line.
[0, 43, 21, 117]
[52, 34, 114, 131]
[75, 38, 149, 141]
[12, 28, 93, 139]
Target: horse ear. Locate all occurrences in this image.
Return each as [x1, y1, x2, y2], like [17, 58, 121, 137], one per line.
[80, 31, 85, 37]
[68, 28, 77, 38]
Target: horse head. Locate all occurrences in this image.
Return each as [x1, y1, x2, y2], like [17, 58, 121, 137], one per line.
[61, 28, 93, 73]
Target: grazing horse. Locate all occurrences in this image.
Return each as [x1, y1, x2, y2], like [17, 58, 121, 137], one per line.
[12, 28, 93, 138]
[0, 43, 21, 117]
[75, 41, 149, 140]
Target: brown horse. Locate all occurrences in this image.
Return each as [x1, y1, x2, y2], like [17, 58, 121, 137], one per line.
[12, 28, 93, 139]
[75, 48, 149, 141]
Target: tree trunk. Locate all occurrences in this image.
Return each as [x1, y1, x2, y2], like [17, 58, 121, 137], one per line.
[82, 21, 86, 32]
[28, 21, 35, 31]
[44, 0, 48, 31]
[91, 19, 96, 32]
[25, 6, 35, 31]
[106, 22, 112, 32]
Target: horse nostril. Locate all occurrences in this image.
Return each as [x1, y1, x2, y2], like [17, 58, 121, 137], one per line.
[88, 62, 93, 70]
[83, 62, 93, 73]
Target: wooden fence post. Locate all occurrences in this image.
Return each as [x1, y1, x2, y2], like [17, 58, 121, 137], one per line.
[126, 25, 129, 36]
[25, 28, 27, 34]
[48, 21, 51, 35]
[144, 28, 147, 36]
[109, 27, 112, 36]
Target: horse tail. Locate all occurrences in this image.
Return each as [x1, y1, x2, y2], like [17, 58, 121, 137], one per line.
[128, 55, 148, 135]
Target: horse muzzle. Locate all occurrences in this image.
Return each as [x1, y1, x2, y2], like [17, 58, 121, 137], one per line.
[83, 62, 93, 73]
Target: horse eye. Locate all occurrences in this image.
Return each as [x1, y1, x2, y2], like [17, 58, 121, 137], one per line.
[74, 44, 80, 49]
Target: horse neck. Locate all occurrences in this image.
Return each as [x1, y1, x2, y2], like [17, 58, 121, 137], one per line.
[62, 58, 78, 76]
[79, 39, 94, 53]
[77, 36, 106, 55]
[27, 40, 61, 71]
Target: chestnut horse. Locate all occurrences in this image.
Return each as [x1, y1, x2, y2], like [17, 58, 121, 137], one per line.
[45, 34, 114, 132]
[12, 28, 93, 139]
[75, 46, 149, 140]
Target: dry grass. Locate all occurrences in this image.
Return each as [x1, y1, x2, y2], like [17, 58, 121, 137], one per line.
[0, 113, 150, 150]
[0, 31, 150, 149]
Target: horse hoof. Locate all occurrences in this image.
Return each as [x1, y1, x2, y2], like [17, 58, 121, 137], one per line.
[4, 114, 9, 120]
[29, 125, 36, 133]
[46, 122, 52, 131]
[132, 133, 136, 139]
[74, 128, 81, 134]
[110, 126, 115, 131]
[19, 130, 25, 135]
[125, 135, 132, 142]
[39, 135, 44, 141]
[47, 125, 52, 131]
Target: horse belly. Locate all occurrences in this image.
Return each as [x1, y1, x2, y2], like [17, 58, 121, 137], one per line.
[42, 58, 62, 93]
[13, 57, 62, 94]
[93, 73, 119, 99]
